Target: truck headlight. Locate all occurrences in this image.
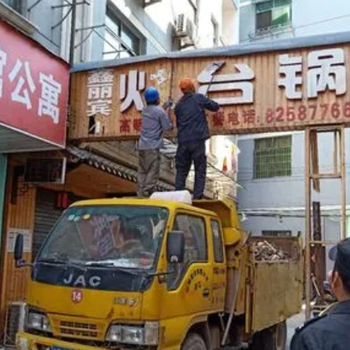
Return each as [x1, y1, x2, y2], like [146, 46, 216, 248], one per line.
[26, 311, 51, 332]
[106, 322, 159, 345]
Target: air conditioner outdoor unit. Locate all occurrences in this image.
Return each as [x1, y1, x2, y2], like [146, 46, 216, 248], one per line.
[3, 302, 26, 348]
[175, 14, 195, 40]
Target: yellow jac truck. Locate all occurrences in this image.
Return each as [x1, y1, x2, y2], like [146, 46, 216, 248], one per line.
[13, 193, 302, 350]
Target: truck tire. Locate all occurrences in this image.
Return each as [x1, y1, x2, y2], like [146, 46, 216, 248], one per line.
[251, 321, 287, 350]
[181, 334, 207, 350]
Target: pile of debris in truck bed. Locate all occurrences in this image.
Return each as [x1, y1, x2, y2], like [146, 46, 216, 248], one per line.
[252, 241, 290, 262]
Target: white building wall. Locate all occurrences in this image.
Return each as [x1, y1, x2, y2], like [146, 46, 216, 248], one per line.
[239, 0, 350, 43]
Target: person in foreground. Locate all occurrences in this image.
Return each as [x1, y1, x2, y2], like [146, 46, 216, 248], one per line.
[291, 237, 350, 350]
[174, 77, 219, 199]
[137, 86, 172, 197]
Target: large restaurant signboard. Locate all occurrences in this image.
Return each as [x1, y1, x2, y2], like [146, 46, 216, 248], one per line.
[69, 35, 350, 140]
[0, 20, 69, 147]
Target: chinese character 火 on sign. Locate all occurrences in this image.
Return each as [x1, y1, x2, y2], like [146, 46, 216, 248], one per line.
[308, 48, 346, 98]
[38, 73, 62, 124]
[197, 62, 255, 105]
[86, 69, 114, 117]
[8, 59, 36, 109]
[278, 54, 303, 99]
[0, 45, 7, 98]
[120, 70, 146, 112]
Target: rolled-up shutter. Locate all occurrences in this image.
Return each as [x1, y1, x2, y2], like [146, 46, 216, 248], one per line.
[33, 189, 63, 260]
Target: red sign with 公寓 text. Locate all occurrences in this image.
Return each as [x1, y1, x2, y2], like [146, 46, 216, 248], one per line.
[0, 20, 69, 147]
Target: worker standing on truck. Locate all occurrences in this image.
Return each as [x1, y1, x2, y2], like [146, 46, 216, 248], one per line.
[137, 87, 172, 197]
[174, 78, 219, 199]
[291, 237, 350, 350]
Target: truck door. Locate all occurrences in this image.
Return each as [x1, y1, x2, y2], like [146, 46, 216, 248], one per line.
[162, 212, 212, 317]
[209, 219, 227, 312]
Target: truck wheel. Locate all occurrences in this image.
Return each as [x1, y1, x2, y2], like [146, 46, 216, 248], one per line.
[251, 321, 287, 350]
[181, 334, 207, 350]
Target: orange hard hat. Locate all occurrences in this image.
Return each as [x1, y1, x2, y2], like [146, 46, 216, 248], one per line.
[179, 77, 195, 92]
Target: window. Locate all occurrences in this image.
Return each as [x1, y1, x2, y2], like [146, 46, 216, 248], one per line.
[104, 7, 142, 60]
[2, 0, 26, 15]
[211, 220, 224, 263]
[262, 230, 292, 237]
[256, 0, 291, 32]
[167, 214, 207, 289]
[254, 136, 292, 179]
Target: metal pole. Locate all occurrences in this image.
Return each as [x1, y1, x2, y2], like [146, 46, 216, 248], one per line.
[305, 128, 311, 320]
[69, 0, 77, 65]
[341, 126, 347, 239]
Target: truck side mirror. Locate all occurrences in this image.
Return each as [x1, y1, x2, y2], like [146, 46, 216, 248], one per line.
[167, 231, 185, 264]
[14, 234, 24, 266]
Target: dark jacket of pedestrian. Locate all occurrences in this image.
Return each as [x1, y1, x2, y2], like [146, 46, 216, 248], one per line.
[291, 237, 350, 350]
[290, 301, 350, 350]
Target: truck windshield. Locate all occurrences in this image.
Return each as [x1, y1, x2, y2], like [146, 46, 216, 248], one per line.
[37, 205, 168, 270]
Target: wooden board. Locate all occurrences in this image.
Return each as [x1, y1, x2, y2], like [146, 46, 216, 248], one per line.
[70, 43, 350, 141]
[0, 159, 36, 331]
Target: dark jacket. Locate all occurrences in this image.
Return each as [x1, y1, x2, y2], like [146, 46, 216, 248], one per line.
[175, 93, 219, 143]
[291, 301, 350, 350]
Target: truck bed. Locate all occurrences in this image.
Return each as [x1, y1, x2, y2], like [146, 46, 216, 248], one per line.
[225, 235, 303, 333]
[249, 236, 303, 332]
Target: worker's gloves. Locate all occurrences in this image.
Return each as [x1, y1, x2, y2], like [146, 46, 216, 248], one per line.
[162, 98, 175, 110]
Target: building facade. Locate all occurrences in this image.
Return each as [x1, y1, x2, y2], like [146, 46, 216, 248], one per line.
[0, 0, 239, 340]
[239, 0, 350, 43]
[237, 0, 350, 272]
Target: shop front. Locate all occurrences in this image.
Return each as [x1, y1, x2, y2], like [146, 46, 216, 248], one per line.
[0, 18, 69, 339]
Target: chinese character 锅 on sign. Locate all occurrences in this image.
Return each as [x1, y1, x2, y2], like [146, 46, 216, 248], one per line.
[278, 48, 346, 99]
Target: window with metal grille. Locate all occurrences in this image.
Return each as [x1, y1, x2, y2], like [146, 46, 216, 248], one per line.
[256, 0, 291, 32]
[254, 136, 292, 178]
[262, 230, 292, 237]
[103, 6, 143, 60]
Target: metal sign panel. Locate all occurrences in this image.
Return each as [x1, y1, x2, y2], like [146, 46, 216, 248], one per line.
[0, 20, 69, 147]
[69, 41, 350, 140]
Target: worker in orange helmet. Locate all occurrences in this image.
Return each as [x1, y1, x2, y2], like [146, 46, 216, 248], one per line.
[174, 77, 219, 199]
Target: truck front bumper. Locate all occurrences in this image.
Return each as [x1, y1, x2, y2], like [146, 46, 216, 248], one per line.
[16, 332, 109, 350]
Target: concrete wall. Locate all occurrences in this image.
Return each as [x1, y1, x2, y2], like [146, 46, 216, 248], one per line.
[293, 0, 350, 38]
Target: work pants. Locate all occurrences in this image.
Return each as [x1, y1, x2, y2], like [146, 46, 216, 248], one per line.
[175, 141, 207, 199]
[137, 150, 160, 197]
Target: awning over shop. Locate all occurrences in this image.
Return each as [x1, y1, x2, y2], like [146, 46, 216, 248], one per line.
[66, 145, 174, 192]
